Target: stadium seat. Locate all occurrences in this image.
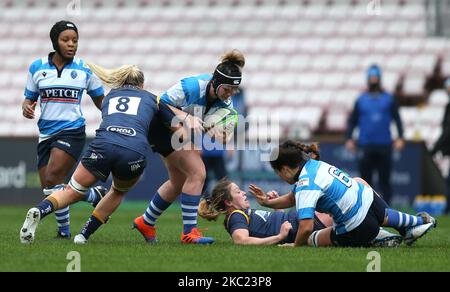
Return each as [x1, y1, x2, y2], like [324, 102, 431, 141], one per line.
[403, 72, 426, 95]
[0, 0, 441, 143]
[429, 90, 449, 107]
[325, 109, 349, 132]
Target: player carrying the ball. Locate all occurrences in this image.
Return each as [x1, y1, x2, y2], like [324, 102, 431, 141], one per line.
[133, 49, 245, 244]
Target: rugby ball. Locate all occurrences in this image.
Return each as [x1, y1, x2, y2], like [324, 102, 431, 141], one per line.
[203, 107, 238, 136]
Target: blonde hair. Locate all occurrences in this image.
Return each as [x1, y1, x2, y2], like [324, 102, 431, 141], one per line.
[86, 61, 144, 88]
[220, 49, 245, 70]
[198, 178, 234, 221]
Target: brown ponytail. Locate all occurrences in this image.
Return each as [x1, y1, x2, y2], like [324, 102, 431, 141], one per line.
[198, 178, 234, 221]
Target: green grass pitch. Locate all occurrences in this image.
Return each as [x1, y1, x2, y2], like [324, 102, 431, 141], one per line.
[1, 202, 449, 272]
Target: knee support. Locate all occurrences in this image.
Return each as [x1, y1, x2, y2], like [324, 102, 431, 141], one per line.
[111, 181, 131, 193]
[308, 230, 322, 247]
[68, 177, 89, 195]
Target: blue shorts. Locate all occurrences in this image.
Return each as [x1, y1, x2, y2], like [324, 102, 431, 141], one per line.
[37, 126, 86, 169]
[81, 140, 147, 182]
[330, 193, 388, 247]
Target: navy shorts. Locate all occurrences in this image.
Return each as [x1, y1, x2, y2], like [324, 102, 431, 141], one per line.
[37, 127, 86, 169]
[149, 115, 195, 157]
[330, 193, 389, 247]
[81, 141, 147, 182]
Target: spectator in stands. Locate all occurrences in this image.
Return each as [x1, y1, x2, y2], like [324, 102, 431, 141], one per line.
[431, 78, 450, 214]
[425, 56, 446, 97]
[345, 64, 405, 205]
[21, 21, 106, 239]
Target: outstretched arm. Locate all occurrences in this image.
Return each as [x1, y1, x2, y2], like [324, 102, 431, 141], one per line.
[232, 221, 292, 245]
[249, 185, 295, 209]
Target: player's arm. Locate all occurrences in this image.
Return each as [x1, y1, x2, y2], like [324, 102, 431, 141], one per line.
[293, 219, 314, 247]
[166, 104, 204, 134]
[22, 99, 36, 119]
[249, 185, 295, 209]
[232, 222, 292, 245]
[23, 65, 39, 119]
[91, 95, 104, 110]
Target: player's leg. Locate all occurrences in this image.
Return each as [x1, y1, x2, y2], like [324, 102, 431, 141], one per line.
[133, 157, 186, 243]
[314, 212, 333, 228]
[74, 175, 141, 244]
[358, 146, 374, 187]
[20, 162, 98, 244]
[354, 176, 429, 246]
[51, 132, 107, 206]
[201, 156, 214, 196]
[308, 227, 334, 247]
[176, 150, 214, 244]
[376, 146, 393, 205]
[45, 147, 78, 238]
[74, 145, 146, 244]
[43, 135, 106, 238]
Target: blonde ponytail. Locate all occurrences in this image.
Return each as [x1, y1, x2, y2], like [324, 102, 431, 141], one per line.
[86, 62, 144, 89]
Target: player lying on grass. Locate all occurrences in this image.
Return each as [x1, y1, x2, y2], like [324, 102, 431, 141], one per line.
[198, 178, 403, 247]
[20, 63, 178, 244]
[257, 140, 437, 247]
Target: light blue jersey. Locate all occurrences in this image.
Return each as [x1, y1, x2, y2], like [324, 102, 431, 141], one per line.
[24, 54, 104, 141]
[160, 74, 233, 116]
[294, 159, 374, 235]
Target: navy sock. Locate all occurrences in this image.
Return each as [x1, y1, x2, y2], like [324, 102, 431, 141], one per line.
[80, 215, 104, 240]
[36, 199, 54, 219]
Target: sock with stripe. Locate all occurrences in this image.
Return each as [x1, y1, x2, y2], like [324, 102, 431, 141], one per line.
[181, 192, 201, 234]
[43, 185, 70, 235]
[83, 187, 103, 206]
[55, 207, 70, 235]
[143, 192, 172, 226]
[385, 209, 424, 234]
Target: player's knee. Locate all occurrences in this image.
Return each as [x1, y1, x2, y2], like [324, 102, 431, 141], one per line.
[189, 168, 206, 185]
[308, 230, 320, 247]
[68, 177, 89, 195]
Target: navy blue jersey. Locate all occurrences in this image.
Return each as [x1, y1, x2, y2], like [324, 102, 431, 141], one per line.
[225, 209, 328, 243]
[95, 87, 164, 156]
[225, 209, 299, 243]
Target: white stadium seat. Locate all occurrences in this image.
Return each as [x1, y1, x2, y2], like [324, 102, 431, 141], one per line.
[0, 0, 441, 141]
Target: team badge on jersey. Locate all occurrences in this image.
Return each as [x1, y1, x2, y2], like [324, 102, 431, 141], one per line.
[42, 72, 47, 77]
[297, 178, 309, 187]
[71, 70, 78, 79]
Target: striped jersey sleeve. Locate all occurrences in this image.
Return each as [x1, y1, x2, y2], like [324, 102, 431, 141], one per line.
[24, 59, 42, 101]
[294, 175, 324, 220]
